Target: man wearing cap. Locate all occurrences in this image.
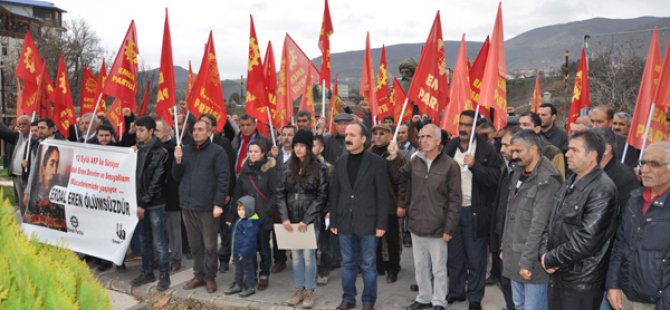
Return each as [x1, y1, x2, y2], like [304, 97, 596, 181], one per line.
[370, 124, 406, 283]
[324, 113, 354, 163]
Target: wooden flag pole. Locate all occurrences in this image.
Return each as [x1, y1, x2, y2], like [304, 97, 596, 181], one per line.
[393, 98, 409, 142]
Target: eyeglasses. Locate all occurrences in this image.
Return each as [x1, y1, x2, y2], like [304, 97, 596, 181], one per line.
[639, 160, 668, 169]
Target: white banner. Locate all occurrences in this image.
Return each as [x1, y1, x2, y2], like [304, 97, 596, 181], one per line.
[22, 139, 138, 265]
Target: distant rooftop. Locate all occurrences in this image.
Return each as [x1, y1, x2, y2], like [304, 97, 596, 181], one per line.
[0, 0, 65, 12]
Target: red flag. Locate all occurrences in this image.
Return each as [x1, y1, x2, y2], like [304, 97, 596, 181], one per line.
[79, 66, 98, 116]
[138, 80, 150, 116]
[469, 36, 490, 119]
[187, 31, 227, 131]
[531, 72, 542, 113]
[276, 34, 320, 127]
[375, 45, 392, 119]
[359, 32, 378, 121]
[441, 34, 471, 136]
[53, 55, 76, 137]
[97, 59, 107, 113]
[318, 0, 334, 89]
[391, 78, 410, 124]
[103, 20, 139, 109]
[566, 48, 590, 133]
[478, 3, 507, 129]
[155, 8, 176, 126]
[654, 34, 670, 108]
[299, 69, 316, 116]
[187, 61, 194, 99]
[15, 31, 43, 84]
[35, 62, 53, 118]
[628, 28, 666, 148]
[407, 11, 449, 122]
[328, 73, 340, 133]
[16, 77, 23, 117]
[105, 98, 124, 139]
[264, 41, 279, 128]
[246, 15, 270, 127]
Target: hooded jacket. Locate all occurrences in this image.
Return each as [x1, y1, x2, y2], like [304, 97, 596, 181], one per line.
[230, 156, 280, 230]
[232, 195, 261, 257]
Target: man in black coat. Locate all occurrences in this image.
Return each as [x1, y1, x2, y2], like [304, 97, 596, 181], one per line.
[0, 116, 31, 214]
[443, 110, 502, 310]
[591, 127, 640, 211]
[329, 122, 389, 310]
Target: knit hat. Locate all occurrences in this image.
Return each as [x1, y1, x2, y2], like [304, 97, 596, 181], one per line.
[237, 195, 256, 217]
[292, 129, 314, 150]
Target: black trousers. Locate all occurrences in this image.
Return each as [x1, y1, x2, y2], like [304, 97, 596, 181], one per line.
[218, 216, 231, 264]
[317, 227, 341, 277]
[376, 214, 401, 275]
[548, 284, 603, 310]
[256, 228, 272, 277]
[447, 207, 488, 303]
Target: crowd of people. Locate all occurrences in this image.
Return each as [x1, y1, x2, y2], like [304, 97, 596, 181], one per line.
[2, 98, 670, 310]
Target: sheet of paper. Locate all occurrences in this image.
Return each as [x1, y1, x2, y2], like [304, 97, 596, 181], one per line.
[273, 223, 317, 250]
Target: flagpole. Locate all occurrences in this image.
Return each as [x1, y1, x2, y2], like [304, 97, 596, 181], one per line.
[621, 143, 629, 164]
[467, 105, 481, 155]
[84, 93, 104, 144]
[638, 103, 656, 161]
[393, 98, 409, 142]
[266, 108, 276, 146]
[74, 122, 80, 142]
[23, 111, 37, 173]
[173, 105, 180, 146]
[179, 110, 190, 144]
[119, 120, 124, 142]
[321, 80, 326, 118]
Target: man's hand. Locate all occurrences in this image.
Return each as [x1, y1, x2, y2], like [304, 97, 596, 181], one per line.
[130, 145, 138, 153]
[213, 205, 223, 218]
[397, 207, 406, 218]
[128, 122, 136, 134]
[21, 160, 28, 168]
[137, 207, 145, 220]
[179, 100, 187, 109]
[499, 251, 504, 261]
[174, 146, 183, 164]
[607, 289, 623, 310]
[412, 115, 421, 124]
[519, 268, 532, 281]
[283, 220, 293, 232]
[376, 229, 386, 237]
[330, 227, 338, 235]
[225, 221, 231, 227]
[463, 154, 475, 168]
[442, 233, 452, 243]
[298, 222, 308, 232]
[122, 107, 132, 117]
[387, 141, 398, 160]
[541, 253, 558, 274]
[270, 145, 279, 158]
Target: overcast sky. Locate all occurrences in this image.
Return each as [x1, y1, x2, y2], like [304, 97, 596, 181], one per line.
[56, 0, 667, 79]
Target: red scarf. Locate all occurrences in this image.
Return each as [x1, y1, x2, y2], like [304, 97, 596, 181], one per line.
[236, 134, 252, 174]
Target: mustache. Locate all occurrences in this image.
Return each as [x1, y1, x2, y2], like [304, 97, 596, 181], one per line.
[459, 130, 468, 136]
[345, 141, 353, 145]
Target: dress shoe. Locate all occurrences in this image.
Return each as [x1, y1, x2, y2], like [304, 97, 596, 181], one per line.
[433, 306, 445, 310]
[271, 261, 286, 273]
[170, 260, 181, 272]
[335, 300, 356, 310]
[205, 279, 217, 293]
[410, 284, 419, 291]
[447, 296, 466, 304]
[386, 273, 398, 283]
[183, 278, 206, 290]
[469, 302, 482, 310]
[406, 301, 432, 310]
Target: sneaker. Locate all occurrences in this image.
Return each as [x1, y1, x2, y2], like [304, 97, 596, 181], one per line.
[258, 276, 269, 290]
[219, 261, 229, 273]
[316, 275, 329, 286]
[156, 272, 171, 292]
[224, 283, 242, 295]
[271, 261, 286, 273]
[239, 288, 256, 297]
[286, 288, 305, 306]
[130, 272, 156, 287]
[302, 290, 316, 309]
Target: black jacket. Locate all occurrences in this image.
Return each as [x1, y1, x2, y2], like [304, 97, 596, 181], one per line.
[607, 188, 670, 307]
[231, 157, 280, 230]
[172, 140, 230, 211]
[161, 137, 180, 212]
[492, 161, 514, 252]
[136, 136, 168, 208]
[541, 166, 619, 291]
[603, 158, 641, 212]
[277, 159, 328, 229]
[329, 151, 389, 236]
[323, 134, 346, 164]
[444, 135, 502, 238]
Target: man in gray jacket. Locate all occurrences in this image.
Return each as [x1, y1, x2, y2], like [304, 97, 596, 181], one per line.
[501, 130, 563, 310]
[388, 124, 462, 310]
[173, 120, 230, 293]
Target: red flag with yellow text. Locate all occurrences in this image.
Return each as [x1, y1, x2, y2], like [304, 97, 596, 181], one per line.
[103, 20, 139, 109]
[469, 36, 490, 119]
[531, 72, 541, 113]
[79, 65, 98, 116]
[477, 3, 507, 129]
[407, 11, 449, 122]
[328, 74, 340, 133]
[318, 0, 333, 89]
[187, 31, 227, 131]
[53, 55, 76, 136]
[155, 8, 176, 126]
[277, 34, 319, 127]
[15, 32, 43, 84]
[441, 34, 471, 136]
[299, 69, 316, 116]
[375, 45, 392, 119]
[105, 98, 124, 139]
[16, 77, 23, 117]
[97, 59, 107, 113]
[264, 41, 279, 128]
[246, 15, 270, 128]
[628, 28, 665, 148]
[359, 32, 378, 121]
[566, 48, 590, 133]
[187, 61, 194, 100]
[391, 78, 410, 124]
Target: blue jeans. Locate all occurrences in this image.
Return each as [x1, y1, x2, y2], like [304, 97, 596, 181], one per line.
[234, 255, 256, 289]
[511, 280, 548, 310]
[138, 206, 170, 273]
[339, 234, 378, 305]
[291, 249, 317, 290]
